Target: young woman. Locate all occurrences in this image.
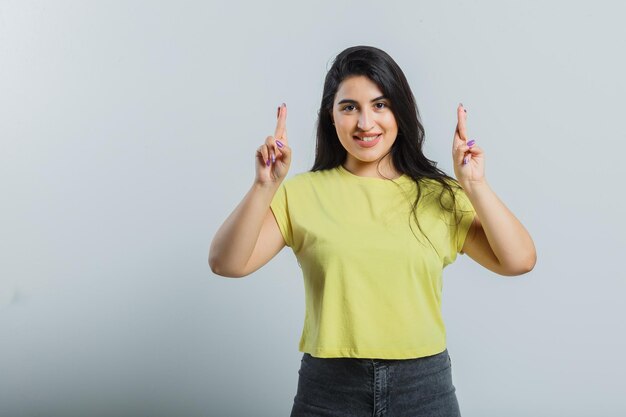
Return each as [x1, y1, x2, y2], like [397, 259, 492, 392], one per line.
[210, 45, 536, 417]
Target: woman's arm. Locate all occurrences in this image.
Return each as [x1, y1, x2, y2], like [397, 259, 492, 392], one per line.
[209, 103, 292, 278]
[461, 182, 537, 276]
[209, 182, 285, 278]
[452, 103, 536, 276]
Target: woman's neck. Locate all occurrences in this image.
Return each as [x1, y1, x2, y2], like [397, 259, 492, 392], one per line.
[343, 156, 401, 179]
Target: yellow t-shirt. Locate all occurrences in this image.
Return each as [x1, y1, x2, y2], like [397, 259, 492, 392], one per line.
[270, 165, 475, 359]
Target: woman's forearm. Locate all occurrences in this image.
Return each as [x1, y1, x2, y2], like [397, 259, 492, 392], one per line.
[209, 181, 279, 277]
[463, 180, 537, 272]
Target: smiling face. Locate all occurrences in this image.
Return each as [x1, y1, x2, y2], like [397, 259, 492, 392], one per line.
[332, 75, 399, 178]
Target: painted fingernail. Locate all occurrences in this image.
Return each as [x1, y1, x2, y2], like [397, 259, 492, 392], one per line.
[467, 140, 475, 147]
[276, 140, 283, 148]
[271, 154, 275, 163]
[266, 159, 270, 166]
[463, 157, 468, 165]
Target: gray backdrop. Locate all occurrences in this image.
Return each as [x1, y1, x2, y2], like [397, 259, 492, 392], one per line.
[1, 1, 624, 416]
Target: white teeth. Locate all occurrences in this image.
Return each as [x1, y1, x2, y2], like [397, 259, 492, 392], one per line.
[358, 134, 379, 142]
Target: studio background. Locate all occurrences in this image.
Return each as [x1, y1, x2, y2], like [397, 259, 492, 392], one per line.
[1, 1, 624, 416]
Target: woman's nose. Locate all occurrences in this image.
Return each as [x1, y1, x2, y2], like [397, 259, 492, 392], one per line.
[357, 109, 374, 131]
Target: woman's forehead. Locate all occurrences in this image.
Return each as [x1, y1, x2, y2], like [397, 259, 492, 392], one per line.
[335, 76, 384, 101]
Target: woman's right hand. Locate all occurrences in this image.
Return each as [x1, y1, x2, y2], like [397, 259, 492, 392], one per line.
[255, 103, 291, 186]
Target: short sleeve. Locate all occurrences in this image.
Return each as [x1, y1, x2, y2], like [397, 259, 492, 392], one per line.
[269, 181, 294, 248]
[453, 187, 476, 254]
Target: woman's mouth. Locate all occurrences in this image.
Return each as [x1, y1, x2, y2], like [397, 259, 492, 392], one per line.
[353, 134, 382, 148]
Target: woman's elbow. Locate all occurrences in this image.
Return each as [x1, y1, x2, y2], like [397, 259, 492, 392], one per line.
[502, 253, 537, 276]
[209, 258, 247, 278]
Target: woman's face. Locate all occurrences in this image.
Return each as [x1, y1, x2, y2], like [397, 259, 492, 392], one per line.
[332, 75, 398, 174]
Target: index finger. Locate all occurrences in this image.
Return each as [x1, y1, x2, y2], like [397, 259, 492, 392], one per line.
[274, 103, 288, 141]
[457, 103, 468, 141]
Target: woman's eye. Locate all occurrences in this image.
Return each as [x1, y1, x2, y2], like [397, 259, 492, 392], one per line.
[342, 103, 387, 112]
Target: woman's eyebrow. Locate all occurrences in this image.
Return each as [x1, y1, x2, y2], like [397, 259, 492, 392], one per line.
[337, 95, 387, 105]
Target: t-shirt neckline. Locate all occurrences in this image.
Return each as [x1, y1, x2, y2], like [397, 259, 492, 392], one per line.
[336, 164, 412, 184]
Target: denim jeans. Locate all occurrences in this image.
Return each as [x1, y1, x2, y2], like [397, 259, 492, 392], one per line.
[290, 348, 461, 417]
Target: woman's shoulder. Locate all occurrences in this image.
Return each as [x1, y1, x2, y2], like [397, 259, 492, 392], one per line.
[416, 176, 464, 193]
[282, 167, 338, 187]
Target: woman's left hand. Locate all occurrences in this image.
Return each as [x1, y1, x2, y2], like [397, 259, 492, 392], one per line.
[452, 103, 485, 189]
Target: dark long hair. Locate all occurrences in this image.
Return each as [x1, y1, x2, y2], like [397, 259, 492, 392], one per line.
[311, 45, 471, 256]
